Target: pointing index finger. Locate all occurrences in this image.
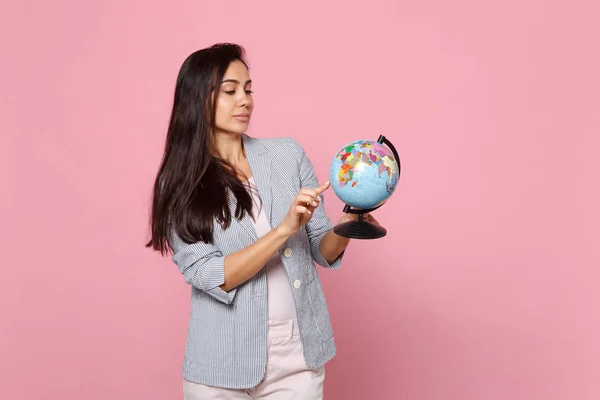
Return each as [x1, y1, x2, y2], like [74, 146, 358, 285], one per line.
[314, 181, 331, 195]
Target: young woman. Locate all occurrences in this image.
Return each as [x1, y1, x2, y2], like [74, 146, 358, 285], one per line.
[147, 43, 379, 399]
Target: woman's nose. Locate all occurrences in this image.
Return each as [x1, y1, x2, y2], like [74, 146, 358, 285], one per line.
[238, 92, 252, 107]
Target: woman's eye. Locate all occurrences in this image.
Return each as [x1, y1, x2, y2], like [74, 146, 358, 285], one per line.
[223, 89, 252, 95]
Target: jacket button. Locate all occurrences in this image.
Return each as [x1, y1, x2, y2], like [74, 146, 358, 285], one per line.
[283, 248, 293, 257]
[293, 279, 302, 289]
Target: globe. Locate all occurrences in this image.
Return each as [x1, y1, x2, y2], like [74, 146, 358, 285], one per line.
[329, 139, 400, 210]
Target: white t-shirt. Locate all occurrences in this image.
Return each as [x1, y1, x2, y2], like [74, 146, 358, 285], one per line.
[247, 177, 297, 321]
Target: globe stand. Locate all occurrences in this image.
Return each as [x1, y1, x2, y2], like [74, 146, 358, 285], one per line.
[334, 204, 388, 239]
[333, 134, 401, 240]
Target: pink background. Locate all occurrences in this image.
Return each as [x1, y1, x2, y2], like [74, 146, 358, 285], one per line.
[2, 1, 599, 399]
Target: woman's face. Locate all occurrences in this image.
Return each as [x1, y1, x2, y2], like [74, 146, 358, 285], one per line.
[214, 60, 254, 136]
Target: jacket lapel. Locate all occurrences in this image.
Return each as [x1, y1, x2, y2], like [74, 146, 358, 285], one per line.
[229, 134, 273, 239]
[226, 187, 257, 241]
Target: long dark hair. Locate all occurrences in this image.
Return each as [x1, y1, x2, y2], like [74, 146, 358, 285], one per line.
[146, 43, 256, 255]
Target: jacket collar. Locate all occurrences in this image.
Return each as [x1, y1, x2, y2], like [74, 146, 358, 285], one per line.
[242, 133, 268, 156]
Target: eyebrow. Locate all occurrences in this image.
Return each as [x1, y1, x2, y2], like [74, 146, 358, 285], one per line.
[221, 79, 252, 85]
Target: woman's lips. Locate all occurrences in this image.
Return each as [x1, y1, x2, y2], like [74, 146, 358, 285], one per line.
[233, 114, 250, 122]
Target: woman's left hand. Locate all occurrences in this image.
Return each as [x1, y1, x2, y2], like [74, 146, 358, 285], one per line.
[336, 212, 381, 226]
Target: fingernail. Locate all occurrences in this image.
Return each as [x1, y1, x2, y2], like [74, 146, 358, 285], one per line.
[312, 201, 318, 206]
[308, 210, 312, 215]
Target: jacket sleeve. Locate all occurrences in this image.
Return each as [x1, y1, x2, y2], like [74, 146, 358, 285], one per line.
[170, 231, 238, 305]
[288, 137, 344, 270]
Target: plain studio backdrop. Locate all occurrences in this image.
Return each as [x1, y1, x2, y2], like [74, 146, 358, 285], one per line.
[1, 1, 599, 399]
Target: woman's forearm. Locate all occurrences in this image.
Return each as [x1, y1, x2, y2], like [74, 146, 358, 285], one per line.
[221, 221, 349, 292]
[319, 229, 350, 265]
[220, 226, 291, 291]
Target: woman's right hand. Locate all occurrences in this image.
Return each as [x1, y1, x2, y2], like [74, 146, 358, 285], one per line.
[276, 181, 331, 237]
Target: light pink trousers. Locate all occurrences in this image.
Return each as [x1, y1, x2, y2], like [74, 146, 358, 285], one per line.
[183, 320, 326, 399]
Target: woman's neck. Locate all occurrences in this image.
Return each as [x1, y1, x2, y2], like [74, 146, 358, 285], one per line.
[213, 132, 245, 164]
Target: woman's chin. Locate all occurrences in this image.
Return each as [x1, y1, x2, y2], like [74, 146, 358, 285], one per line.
[215, 127, 248, 136]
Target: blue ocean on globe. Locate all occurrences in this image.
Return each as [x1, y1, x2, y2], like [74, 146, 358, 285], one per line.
[329, 140, 399, 209]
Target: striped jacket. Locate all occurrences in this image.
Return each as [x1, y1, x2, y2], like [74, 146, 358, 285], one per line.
[171, 134, 344, 389]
